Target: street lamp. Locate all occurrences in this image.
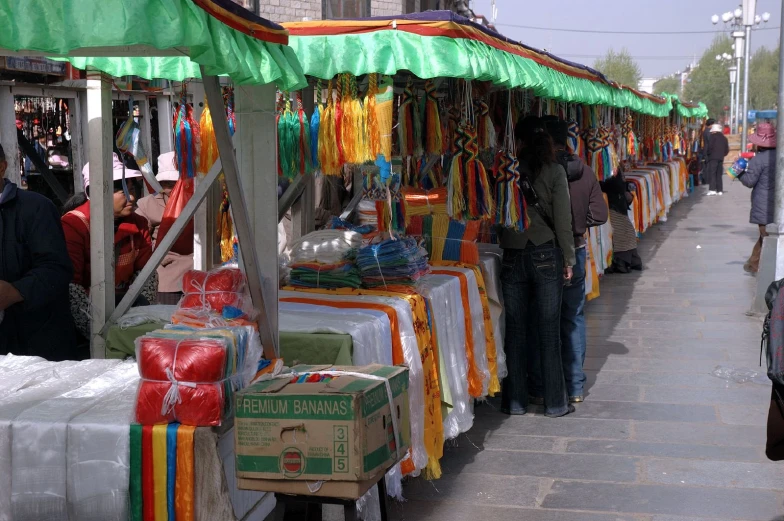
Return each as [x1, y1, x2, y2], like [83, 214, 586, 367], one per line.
[717, 53, 736, 130]
[712, 3, 770, 143]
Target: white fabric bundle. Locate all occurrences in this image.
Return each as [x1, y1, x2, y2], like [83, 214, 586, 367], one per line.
[11, 361, 137, 521]
[418, 274, 472, 440]
[0, 360, 74, 399]
[428, 266, 491, 396]
[66, 369, 139, 521]
[286, 230, 362, 264]
[280, 302, 394, 366]
[0, 359, 119, 521]
[479, 253, 506, 379]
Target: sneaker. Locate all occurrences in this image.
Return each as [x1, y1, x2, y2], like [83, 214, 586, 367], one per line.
[707, 191, 717, 196]
[718, 192, 724, 196]
[569, 395, 584, 403]
[545, 404, 576, 418]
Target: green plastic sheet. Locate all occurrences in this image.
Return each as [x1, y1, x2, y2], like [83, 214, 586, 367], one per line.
[0, 0, 306, 90]
[288, 32, 675, 117]
[662, 93, 709, 119]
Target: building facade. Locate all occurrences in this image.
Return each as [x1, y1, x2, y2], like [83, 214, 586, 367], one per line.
[234, 0, 449, 23]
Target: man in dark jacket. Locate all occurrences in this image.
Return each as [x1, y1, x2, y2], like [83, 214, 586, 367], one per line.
[544, 117, 608, 402]
[698, 118, 715, 186]
[0, 143, 79, 360]
[705, 123, 730, 195]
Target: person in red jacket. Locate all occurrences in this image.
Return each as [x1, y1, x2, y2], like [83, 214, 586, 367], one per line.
[61, 154, 153, 309]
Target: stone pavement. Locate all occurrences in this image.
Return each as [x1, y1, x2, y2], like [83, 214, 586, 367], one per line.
[393, 182, 784, 521]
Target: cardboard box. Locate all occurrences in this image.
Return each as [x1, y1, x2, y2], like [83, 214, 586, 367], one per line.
[235, 364, 410, 485]
[237, 476, 379, 501]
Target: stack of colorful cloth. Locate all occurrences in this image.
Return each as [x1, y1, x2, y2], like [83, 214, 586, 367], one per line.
[134, 326, 261, 427]
[286, 230, 363, 289]
[356, 237, 430, 288]
[178, 267, 255, 320]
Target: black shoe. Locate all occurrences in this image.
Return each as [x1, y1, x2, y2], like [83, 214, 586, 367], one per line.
[545, 404, 576, 418]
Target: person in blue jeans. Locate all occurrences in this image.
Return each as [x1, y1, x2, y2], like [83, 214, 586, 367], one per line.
[498, 116, 576, 418]
[543, 118, 607, 402]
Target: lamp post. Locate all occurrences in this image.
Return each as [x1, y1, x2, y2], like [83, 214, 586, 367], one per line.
[712, 4, 770, 139]
[717, 53, 736, 129]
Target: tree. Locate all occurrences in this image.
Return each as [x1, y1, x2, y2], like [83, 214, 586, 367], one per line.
[654, 76, 681, 96]
[683, 35, 733, 119]
[749, 46, 779, 110]
[593, 48, 643, 87]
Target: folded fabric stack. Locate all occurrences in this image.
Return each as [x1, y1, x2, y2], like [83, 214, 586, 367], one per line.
[329, 216, 375, 236]
[135, 326, 261, 426]
[356, 237, 430, 288]
[178, 267, 255, 320]
[288, 261, 362, 289]
[286, 230, 363, 289]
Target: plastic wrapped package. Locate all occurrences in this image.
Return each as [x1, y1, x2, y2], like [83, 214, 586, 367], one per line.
[0, 359, 120, 521]
[0, 354, 45, 370]
[179, 267, 255, 318]
[10, 362, 138, 521]
[417, 274, 473, 439]
[286, 230, 363, 264]
[279, 302, 394, 366]
[0, 360, 74, 399]
[135, 326, 261, 426]
[66, 375, 140, 521]
[279, 290, 426, 479]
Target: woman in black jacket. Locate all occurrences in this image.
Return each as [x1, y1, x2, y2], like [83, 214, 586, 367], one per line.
[0, 144, 79, 360]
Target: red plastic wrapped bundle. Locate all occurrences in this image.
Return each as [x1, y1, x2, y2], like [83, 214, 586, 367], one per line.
[135, 336, 231, 426]
[179, 267, 253, 316]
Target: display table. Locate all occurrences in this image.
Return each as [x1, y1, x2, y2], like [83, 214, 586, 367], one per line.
[105, 322, 164, 359]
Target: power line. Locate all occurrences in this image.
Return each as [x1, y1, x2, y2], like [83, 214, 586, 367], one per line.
[495, 23, 780, 35]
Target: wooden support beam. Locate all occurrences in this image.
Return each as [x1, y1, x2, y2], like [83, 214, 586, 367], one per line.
[101, 159, 224, 333]
[202, 71, 279, 359]
[278, 172, 310, 223]
[87, 72, 114, 359]
[71, 93, 86, 194]
[291, 85, 315, 239]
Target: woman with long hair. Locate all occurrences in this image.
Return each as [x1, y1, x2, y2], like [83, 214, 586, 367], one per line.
[497, 116, 575, 417]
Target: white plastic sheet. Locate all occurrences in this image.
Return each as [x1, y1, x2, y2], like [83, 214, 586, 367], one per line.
[11, 361, 137, 521]
[0, 359, 119, 521]
[66, 370, 140, 521]
[279, 302, 394, 366]
[417, 274, 473, 440]
[116, 304, 177, 328]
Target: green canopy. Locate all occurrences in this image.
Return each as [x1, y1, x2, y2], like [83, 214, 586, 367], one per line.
[0, 0, 306, 90]
[662, 93, 709, 119]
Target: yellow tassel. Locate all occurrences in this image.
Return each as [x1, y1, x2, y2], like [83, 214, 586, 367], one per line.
[319, 80, 340, 175]
[198, 101, 218, 175]
[365, 74, 381, 161]
[339, 75, 356, 164]
[424, 80, 443, 156]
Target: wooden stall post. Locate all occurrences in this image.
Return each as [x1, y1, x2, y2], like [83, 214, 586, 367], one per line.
[156, 92, 173, 154]
[202, 71, 279, 359]
[86, 71, 114, 359]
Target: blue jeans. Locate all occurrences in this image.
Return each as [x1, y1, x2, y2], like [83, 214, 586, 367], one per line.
[561, 246, 587, 397]
[501, 243, 569, 417]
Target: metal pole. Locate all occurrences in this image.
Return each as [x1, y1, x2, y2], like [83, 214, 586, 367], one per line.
[741, 24, 752, 152]
[736, 55, 743, 133]
[773, 6, 784, 225]
[730, 80, 735, 132]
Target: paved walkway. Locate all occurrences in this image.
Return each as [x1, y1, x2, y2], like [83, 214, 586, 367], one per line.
[397, 183, 784, 521]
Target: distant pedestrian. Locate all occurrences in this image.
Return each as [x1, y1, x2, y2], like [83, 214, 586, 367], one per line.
[737, 123, 777, 273]
[705, 124, 729, 196]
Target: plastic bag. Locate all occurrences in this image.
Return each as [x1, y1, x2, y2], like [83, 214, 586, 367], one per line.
[157, 177, 194, 255]
[711, 365, 770, 385]
[134, 326, 261, 426]
[179, 267, 256, 319]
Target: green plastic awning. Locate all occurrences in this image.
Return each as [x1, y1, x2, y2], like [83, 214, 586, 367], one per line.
[0, 0, 306, 90]
[662, 93, 709, 119]
[284, 14, 676, 118]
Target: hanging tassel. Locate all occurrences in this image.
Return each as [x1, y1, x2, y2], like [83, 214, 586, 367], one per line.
[295, 91, 312, 175]
[310, 80, 322, 169]
[413, 87, 423, 159]
[334, 75, 345, 166]
[216, 176, 234, 263]
[365, 74, 381, 161]
[376, 75, 394, 162]
[277, 93, 298, 179]
[398, 79, 415, 159]
[462, 124, 493, 220]
[476, 98, 492, 150]
[198, 100, 219, 175]
[423, 80, 443, 156]
[174, 89, 200, 179]
[318, 80, 340, 175]
[224, 87, 236, 137]
[447, 125, 466, 219]
[340, 75, 359, 164]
